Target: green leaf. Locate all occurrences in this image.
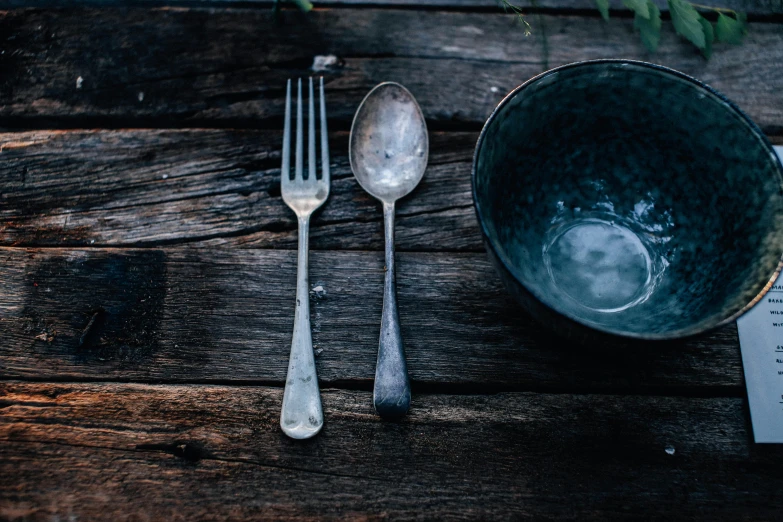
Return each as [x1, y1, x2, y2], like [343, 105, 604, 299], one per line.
[292, 0, 313, 11]
[596, 0, 610, 21]
[716, 12, 746, 44]
[634, 0, 661, 51]
[623, 0, 650, 19]
[668, 0, 706, 50]
[699, 15, 714, 58]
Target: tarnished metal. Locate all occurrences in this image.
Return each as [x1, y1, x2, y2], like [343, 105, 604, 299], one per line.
[349, 82, 429, 418]
[280, 77, 330, 439]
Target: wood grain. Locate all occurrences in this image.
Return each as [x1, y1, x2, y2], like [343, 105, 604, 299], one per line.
[2, 382, 782, 520]
[1, 4, 780, 519]
[2, 0, 781, 16]
[3, 132, 781, 251]
[0, 9, 781, 132]
[0, 130, 480, 250]
[0, 247, 744, 392]
[322, 0, 783, 11]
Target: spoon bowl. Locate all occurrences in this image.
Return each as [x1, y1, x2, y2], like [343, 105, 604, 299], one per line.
[350, 82, 428, 203]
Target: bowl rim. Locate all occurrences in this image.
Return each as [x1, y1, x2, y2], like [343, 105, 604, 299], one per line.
[471, 59, 783, 341]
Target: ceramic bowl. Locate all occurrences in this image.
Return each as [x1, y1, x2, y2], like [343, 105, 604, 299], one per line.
[472, 60, 783, 343]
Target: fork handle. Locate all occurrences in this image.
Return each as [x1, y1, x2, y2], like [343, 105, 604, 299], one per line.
[280, 216, 324, 439]
[374, 201, 411, 418]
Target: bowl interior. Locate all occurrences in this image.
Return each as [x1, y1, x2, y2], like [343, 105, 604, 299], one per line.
[474, 62, 783, 338]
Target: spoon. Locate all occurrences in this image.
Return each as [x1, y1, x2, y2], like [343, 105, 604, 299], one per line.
[349, 82, 429, 418]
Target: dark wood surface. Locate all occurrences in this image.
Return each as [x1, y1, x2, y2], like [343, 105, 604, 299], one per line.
[4, 0, 782, 16]
[4, 382, 783, 520]
[1, 1, 782, 520]
[0, 248, 745, 391]
[1, 9, 782, 133]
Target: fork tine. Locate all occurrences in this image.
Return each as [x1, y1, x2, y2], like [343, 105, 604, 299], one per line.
[281, 79, 291, 186]
[295, 78, 303, 181]
[308, 77, 316, 181]
[319, 76, 330, 184]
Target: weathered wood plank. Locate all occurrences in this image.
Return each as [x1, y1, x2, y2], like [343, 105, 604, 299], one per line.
[0, 0, 778, 16]
[321, 0, 783, 11]
[1, 9, 781, 132]
[2, 382, 782, 520]
[0, 130, 480, 250]
[0, 247, 744, 391]
[2, 132, 781, 250]
[2, 0, 780, 15]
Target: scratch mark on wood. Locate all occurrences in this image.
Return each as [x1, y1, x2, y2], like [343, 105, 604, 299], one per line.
[78, 310, 102, 348]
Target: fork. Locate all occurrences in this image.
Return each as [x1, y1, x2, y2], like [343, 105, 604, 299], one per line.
[280, 77, 330, 439]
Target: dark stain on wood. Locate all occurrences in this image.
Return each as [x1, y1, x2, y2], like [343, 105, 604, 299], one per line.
[21, 250, 168, 365]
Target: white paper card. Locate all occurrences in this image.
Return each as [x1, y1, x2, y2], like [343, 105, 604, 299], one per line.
[737, 145, 783, 443]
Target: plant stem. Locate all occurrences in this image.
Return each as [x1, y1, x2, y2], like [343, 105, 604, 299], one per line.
[500, 0, 533, 35]
[690, 3, 737, 14]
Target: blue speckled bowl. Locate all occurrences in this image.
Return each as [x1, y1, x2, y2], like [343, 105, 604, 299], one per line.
[472, 60, 783, 343]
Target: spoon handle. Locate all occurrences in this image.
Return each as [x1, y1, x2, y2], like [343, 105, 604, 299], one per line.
[374, 201, 411, 418]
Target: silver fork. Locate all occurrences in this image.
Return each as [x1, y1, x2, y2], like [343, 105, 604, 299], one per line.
[280, 77, 330, 439]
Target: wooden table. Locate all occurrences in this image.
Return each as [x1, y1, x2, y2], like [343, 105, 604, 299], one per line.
[2, 1, 783, 519]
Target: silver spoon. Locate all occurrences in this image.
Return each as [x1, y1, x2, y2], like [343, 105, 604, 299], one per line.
[349, 82, 429, 418]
